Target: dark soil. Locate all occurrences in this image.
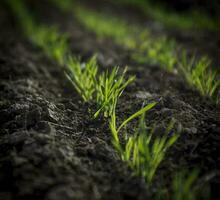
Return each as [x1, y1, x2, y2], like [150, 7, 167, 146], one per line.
[0, 0, 220, 200]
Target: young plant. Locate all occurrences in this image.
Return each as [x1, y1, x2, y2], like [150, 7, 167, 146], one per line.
[110, 103, 179, 183]
[125, 116, 179, 183]
[7, 0, 68, 65]
[110, 102, 157, 156]
[179, 53, 220, 103]
[33, 26, 68, 65]
[172, 170, 200, 200]
[66, 56, 135, 117]
[94, 67, 135, 118]
[133, 36, 177, 72]
[65, 56, 98, 102]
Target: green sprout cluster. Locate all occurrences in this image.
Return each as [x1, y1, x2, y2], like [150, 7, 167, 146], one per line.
[66, 57, 135, 118]
[94, 67, 135, 118]
[172, 170, 200, 200]
[110, 104, 179, 183]
[66, 56, 98, 102]
[133, 35, 177, 72]
[179, 53, 220, 103]
[8, 0, 68, 65]
[158, 169, 209, 200]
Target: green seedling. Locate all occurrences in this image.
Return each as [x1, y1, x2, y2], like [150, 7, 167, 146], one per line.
[179, 53, 220, 103]
[172, 170, 200, 200]
[110, 102, 157, 154]
[65, 56, 135, 118]
[94, 67, 135, 118]
[110, 102, 179, 183]
[123, 116, 179, 183]
[66, 56, 98, 102]
[33, 26, 68, 65]
[65, 55, 135, 117]
[158, 169, 210, 200]
[133, 35, 177, 72]
[7, 0, 68, 65]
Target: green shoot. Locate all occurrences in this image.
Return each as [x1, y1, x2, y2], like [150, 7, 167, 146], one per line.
[65, 56, 135, 117]
[65, 56, 98, 102]
[7, 0, 68, 65]
[110, 103, 179, 184]
[117, 102, 156, 132]
[110, 102, 157, 155]
[133, 36, 177, 72]
[179, 53, 220, 103]
[172, 170, 200, 200]
[32, 26, 68, 65]
[123, 116, 179, 183]
[94, 67, 135, 118]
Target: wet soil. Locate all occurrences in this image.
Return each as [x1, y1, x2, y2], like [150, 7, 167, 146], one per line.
[0, 0, 220, 199]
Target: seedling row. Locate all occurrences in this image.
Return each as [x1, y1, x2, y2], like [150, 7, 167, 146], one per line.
[67, 3, 220, 104]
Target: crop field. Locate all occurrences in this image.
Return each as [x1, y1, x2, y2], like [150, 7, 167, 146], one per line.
[0, 0, 220, 199]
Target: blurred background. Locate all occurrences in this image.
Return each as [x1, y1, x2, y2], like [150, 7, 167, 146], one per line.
[120, 0, 220, 16]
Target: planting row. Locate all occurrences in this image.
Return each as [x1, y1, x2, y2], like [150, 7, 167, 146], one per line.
[7, 0, 211, 199]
